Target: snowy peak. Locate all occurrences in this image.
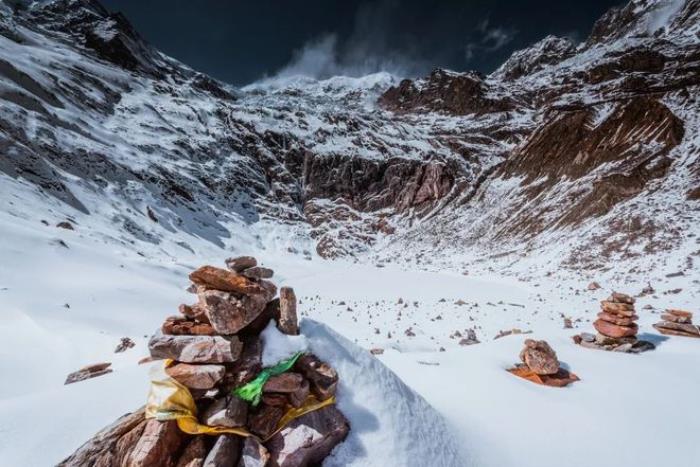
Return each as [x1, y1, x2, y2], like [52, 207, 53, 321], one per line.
[491, 35, 576, 81]
[25, 0, 165, 76]
[587, 0, 695, 45]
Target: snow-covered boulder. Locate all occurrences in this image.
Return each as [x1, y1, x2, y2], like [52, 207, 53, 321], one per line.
[302, 319, 466, 466]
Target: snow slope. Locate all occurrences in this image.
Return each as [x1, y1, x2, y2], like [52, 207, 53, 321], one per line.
[1, 193, 698, 465]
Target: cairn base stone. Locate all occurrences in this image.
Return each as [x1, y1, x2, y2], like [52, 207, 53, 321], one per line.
[265, 405, 350, 467]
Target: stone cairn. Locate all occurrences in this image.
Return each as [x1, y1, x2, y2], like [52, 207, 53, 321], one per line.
[507, 339, 579, 387]
[573, 292, 654, 353]
[60, 256, 350, 467]
[653, 309, 700, 338]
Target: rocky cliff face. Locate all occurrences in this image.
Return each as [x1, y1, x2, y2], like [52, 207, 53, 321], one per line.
[1, 0, 698, 275]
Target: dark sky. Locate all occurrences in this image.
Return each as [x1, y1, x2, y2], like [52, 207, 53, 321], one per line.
[101, 0, 622, 86]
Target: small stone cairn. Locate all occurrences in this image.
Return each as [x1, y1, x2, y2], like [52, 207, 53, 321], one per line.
[573, 292, 655, 353]
[653, 309, 700, 338]
[507, 339, 579, 387]
[60, 256, 350, 467]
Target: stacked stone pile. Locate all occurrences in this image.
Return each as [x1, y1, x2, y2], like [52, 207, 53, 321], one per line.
[653, 309, 700, 338]
[507, 339, 579, 387]
[61, 257, 350, 467]
[573, 292, 655, 353]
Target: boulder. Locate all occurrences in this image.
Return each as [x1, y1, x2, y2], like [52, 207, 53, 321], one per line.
[238, 437, 269, 467]
[294, 354, 338, 401]
[609, 292, 635, 304]
[149, 333, 243, 363]
[248, 405, 286, 439]
[278, 287, 299, 335]
[225, 338, 263, 388]
[225, 256, 257, 272]
[166, 363, 225, 390]
[65, 362, 112, 385]
[660, 313, 691, 324]
[519, 339, 559, 375]
[58, 409, 147, 466]
[126, 420, 185, 467]
[597, 311, 638, 326]
[190, 266, 265, 296]
[593, 319, 638, 338]
[263, 373, 304, 394]
[600, 301, 636, 316]
[242, 267, 274, 280]
[176, 437, 209, 467]
[595, 333, 636, 346]
[288, 379, 311, 408]
[179, 303, 211, 324]
[163, 316, 215, 336]
[653, 322, 700, 337]
[198, 289, 268, 335]
[201, 395, 249, 428]
[203, 435, 241, 467]
[265, 405, 350, 467]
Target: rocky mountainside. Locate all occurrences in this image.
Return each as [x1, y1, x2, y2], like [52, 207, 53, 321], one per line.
[1, 0, 698, 278]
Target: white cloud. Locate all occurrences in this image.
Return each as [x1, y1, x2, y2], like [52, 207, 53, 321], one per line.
[464, 19, 517, 63]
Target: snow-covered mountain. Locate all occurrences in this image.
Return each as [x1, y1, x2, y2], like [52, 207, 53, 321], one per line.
[1, 0, 698, 277]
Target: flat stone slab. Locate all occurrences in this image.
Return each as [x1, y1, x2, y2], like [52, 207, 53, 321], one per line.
[653, 322, 700, 338]
[149, 332, 242, 363]
[573, 334, 655, 353]
[507, 364, 580, 387]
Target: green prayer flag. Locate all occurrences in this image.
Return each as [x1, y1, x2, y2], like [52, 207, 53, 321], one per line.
[233, 352, 303, 406]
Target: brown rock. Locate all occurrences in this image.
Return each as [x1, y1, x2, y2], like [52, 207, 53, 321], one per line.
[262, 393, 290, 407]
[203, 435, 241, 467]
[202, 395, 249, 428]
[653, 322, 700, 337]
[507, 365, 580, 388]
[238, 437, 269, 467]
[519, 339, 559, 375]
[609, 292, 635, 304]
[278, 287, 299, 335]
[265, 405, 350, 467]
[595, 333, 637, 346]
[58, 409, 147, 466]
[370, 348, 384, 355]
[127, 419, 185, 467]
[248, 405, 285, 439]
[176, 437, 209, 467]
[198, 289, 268, 335]
[225, 338, 263, 388]
[166, 363, 225, 390]
[179, 304, 210, 324]
[288, 379, 310, 408]
[56, 221, 75, 230]
[240, 300, 276, 337]
[190, 265, 264, 295]
[225, 256, 257, 272]
[149, 333, 243, 364]
[587, 281, 601, 290]
[600, 301, 636, 316]
[163, 316, 216, 336]
[597, 311, 638, 326]
[65, 362, 112, 385]
[242, 267, 274, 280]
[660, 313, 691, 324]
[263, 373, 304, 394]
[593, 319, 638, 338]
[666, 309, 693, 320]
[115, 337, 136, 353]
[294, 354, 338, 401]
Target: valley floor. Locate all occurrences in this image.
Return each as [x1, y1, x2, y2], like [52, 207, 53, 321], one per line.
[0, 206, 699, 466]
